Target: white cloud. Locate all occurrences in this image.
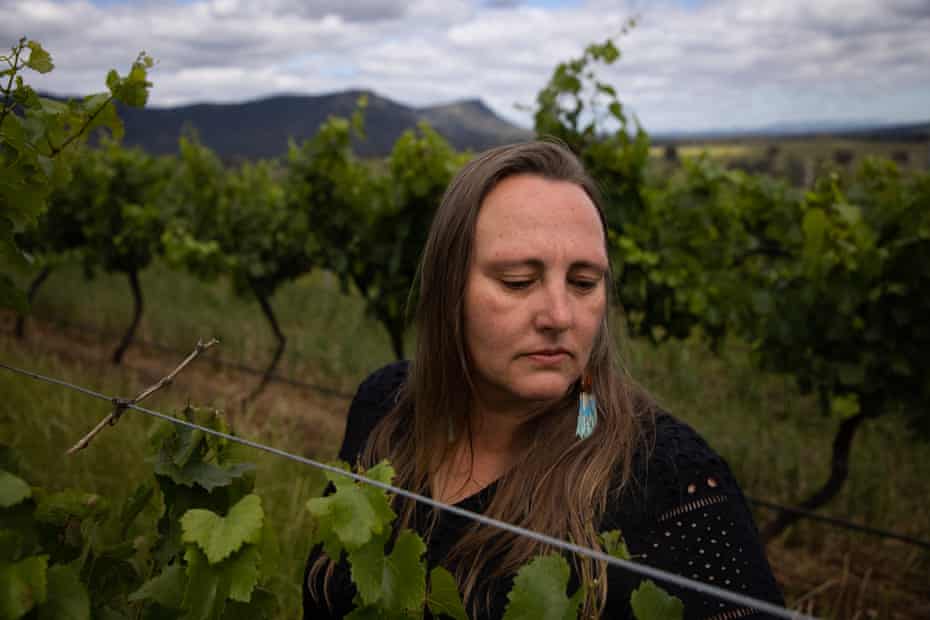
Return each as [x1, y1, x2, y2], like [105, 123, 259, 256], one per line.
[2, 0, 928, 132]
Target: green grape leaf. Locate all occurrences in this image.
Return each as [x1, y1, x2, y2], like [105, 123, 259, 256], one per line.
[344, 605, 384, 620]
[566, 582, 586, 620]
[34, 490, 108, 526]
[25, 41, 54, 74]
[630, 580, 683, 620]
[0, 555, 49, 619]
[381, 529, 426, 614]
[307, 469, 395, 555]
[226, 545, 261, 603]
[427, 566, 468, 620]
[1, 114, 27, 152]
[598, 529, 631, 560]
[38, 564, 90, 620]
[223, 588, 278, 620]
[0, 470, 31, 508]
[502, 554, 581, 620]
[182, 546, 227, 620]
[117, 482, 154, 537]
[802, 208, 828, 257]
[155, 460, 255, 492]
[346, 535, 386, 606]
[363, 461, 395, 485]
[128, 565, 185, 609]
[181, 494, 263, 564]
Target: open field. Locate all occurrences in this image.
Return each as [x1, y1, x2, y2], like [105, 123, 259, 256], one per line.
[3, 261, 929, 618]
[649, 135, 930, 186]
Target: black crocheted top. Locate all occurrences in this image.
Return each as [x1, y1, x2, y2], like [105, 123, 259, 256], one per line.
[303, 361, 784, 619]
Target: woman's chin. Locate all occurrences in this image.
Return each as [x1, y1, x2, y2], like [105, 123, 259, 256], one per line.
[513, 376, 574, 402]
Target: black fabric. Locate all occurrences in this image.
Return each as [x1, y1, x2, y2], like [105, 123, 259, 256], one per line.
[303, 361, 784, 619]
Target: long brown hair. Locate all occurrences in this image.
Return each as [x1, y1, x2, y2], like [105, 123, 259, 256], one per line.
[312, 140, 654, 617]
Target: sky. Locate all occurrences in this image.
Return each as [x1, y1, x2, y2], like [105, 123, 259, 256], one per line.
[4, 0, 929, 133]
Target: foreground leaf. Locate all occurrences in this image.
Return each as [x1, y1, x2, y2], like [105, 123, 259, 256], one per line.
[502, 554, 581, 620]
[181, 494, 263, 564]
[154, 460, 254, 492]
[182, 547, 227, 620]
[226, 545, 261, 603]
[381, 530, 426, 614]
[128, 564, 185, 609]
[347, 535, 386, 606]
[0, 471, 31, 508]
[428, 566, 468, 620]
[598, 529, 631, 560]
[38, 564, 90, 620]
[34, 490, 107, 525]
[0, 555, 48, 619]
[306, 472, 395, 555]
[630, 580, 683, 620]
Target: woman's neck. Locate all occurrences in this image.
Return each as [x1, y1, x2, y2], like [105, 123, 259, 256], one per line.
[432, 405, 533, 503]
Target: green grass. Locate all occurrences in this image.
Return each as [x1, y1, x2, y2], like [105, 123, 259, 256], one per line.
[5, 260, 930, 617]
[23, 260, 398, 393]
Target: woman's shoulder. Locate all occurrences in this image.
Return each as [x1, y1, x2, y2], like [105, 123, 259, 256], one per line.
[351, 360, 410, 408]
[337, 360, 410, 464]
[610, 410, 747, 527]
[605, 411, 784, 617]
[648, 412, 732, 479]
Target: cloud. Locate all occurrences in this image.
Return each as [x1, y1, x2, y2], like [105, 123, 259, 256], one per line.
[3, 0, 928, 132]
[266, 0, 410, 22]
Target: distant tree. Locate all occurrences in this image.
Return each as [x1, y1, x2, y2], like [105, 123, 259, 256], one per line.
[743, 161, 930, 540]
[164, 134, 324, 402]
[68, 141, 170, 362]
[348, 123, 467, 359]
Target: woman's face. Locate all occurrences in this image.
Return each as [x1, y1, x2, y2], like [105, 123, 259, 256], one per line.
[463, 173, 608, 414]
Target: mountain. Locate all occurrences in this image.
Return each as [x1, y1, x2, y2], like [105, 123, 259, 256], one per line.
[102, 90, 532, 160]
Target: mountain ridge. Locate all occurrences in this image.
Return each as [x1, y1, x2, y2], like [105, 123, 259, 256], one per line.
[90, 89, 533, 159]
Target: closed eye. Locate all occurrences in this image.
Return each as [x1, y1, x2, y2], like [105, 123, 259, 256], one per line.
[571, 278, 600, 292]
[501, 279, 534, 290]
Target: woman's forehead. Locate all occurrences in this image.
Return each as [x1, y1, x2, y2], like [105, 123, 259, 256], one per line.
[474, 175, 606, 260]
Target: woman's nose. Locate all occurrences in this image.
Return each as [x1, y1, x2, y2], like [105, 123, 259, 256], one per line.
[534, 282, 573, 332]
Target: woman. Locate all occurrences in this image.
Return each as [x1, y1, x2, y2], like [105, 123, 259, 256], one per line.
[303, 141, 783, 619]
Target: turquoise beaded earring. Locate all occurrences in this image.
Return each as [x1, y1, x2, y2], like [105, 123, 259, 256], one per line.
[576, 372, 597, 439]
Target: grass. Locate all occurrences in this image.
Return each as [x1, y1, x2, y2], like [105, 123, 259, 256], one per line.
[21, 260, 397, 393]
[4, 260, 930, 617]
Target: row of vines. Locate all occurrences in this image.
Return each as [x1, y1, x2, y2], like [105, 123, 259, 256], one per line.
[2, 36, 929, 619]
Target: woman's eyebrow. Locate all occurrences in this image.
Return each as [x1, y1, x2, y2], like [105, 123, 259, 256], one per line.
[486, 258, 607, 273]
[571, 260, 608, 274]
[486, 258, 544, 270]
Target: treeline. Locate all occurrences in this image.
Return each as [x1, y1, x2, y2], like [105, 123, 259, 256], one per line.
[8, 40, 930, 540]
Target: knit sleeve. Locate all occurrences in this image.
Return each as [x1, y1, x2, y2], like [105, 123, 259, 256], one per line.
[605, 415, 784, 620]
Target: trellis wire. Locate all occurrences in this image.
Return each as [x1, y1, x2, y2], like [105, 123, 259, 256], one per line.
[748, 498, 930, 551]
[1, 360, 812, 619]
[13, 317, 930, 551]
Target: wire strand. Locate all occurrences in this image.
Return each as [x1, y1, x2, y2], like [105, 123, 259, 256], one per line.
[747, 498, 930, 551]
[8, 320, 929, 552]
[0, 360, 813, 619]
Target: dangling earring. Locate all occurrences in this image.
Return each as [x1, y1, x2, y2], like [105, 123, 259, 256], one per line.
[576, 372, 597, 439]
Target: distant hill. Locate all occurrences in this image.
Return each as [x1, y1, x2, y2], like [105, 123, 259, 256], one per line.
[96, 90, 532, 160]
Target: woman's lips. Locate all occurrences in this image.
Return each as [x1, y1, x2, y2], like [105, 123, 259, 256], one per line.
[525, 350, 570, 364]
